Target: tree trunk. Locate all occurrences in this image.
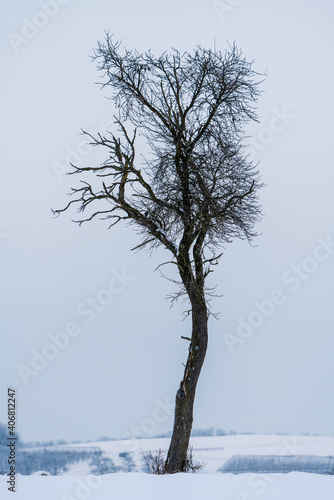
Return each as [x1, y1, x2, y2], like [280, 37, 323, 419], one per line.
[164, 295, 208, 473]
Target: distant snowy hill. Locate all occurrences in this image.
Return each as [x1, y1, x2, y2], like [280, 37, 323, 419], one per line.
[63, 433, 334, 475]
[2, 434, 334, 476]
[1, 435, 334, 499]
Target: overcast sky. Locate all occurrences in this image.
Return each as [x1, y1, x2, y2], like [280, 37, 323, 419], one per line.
[1, 0, 334, 444]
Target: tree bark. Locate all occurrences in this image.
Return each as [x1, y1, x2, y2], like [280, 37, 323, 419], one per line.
[164, 294, 208, 473]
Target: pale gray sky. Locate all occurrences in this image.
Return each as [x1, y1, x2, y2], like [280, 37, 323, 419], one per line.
[1, 0, 334, 443]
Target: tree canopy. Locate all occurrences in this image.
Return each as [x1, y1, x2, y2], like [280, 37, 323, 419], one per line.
[55, 37, 263, 285]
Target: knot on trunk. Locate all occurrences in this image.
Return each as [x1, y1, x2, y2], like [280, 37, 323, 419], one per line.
[176, 386, 186, 400]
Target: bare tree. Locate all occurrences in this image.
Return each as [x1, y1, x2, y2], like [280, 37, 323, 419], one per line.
[53, 34, 264, 474]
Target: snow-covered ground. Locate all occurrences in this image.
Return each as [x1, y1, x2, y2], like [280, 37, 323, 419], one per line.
[1, 434, 334, 499]
[2, 471, 334, 500]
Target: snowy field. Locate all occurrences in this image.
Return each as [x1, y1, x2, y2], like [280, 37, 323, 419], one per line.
[1, 471, 334, 500]
[1, 434, 334, 499]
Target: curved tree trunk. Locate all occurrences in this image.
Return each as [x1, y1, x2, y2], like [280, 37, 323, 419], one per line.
[164, 294, 208, 473]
